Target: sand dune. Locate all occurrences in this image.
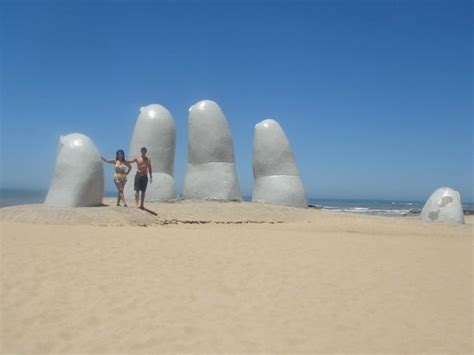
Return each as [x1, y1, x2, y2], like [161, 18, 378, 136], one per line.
[1, 202, 472, 353]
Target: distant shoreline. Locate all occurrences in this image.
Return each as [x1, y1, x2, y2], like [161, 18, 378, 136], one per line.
[1, 188, 473, 216]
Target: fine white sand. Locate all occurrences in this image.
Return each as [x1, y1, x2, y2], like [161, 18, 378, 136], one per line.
[1, 201, 472, 353]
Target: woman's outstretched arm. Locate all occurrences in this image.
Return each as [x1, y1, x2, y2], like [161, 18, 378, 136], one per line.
[101, 156, 115, 164]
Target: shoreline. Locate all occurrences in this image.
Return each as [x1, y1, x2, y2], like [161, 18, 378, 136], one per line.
[1, 198, 473, 227]
[2, 194, 474, 218]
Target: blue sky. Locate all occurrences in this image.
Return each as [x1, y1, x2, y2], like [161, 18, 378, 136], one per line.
[1, 0, 472, 201]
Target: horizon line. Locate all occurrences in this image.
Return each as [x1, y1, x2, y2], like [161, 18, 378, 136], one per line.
[1, 187, 473, 204]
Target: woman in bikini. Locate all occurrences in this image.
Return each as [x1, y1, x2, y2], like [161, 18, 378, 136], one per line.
[101, 150, 131, 207]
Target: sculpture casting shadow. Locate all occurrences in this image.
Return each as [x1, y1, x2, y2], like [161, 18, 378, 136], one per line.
[139, 206, 158, 216]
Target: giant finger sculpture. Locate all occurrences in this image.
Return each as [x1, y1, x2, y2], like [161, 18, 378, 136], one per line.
[252, 119, 307, 208]
[184, 100, 241, 200]
[420, 187, 464, 224]
[124, 104, 177, 201]
[45, 133, 104, 207]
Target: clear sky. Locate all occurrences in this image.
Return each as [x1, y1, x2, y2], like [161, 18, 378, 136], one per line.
[1, 0, 472, 201]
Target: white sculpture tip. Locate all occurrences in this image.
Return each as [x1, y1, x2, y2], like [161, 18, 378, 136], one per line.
[58, 133, 89, 148]
[191, 99, 218, 112]
[138, 104, 170, 119]
[433, 186, 460, 198]
[148, 109, 156, 118]
[72, 138, 83, 147]
[256, 118, 279, 129]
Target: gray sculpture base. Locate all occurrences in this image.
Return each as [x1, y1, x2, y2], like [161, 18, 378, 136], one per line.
[252, 175, 307, 208]
[124, 171, 176, 202]
[420, 187, 464, 224]
[184, 162, 241, 200]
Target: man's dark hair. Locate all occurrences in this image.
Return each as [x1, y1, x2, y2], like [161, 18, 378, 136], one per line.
[141, 147, 147, 153]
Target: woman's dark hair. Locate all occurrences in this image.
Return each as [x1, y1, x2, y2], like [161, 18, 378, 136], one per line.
[115, 149, 125, 162]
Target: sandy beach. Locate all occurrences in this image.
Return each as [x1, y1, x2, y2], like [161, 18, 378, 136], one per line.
[1, 200, 472, 353]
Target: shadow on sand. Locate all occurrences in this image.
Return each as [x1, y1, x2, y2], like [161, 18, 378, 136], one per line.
[139, 206, 158, 216]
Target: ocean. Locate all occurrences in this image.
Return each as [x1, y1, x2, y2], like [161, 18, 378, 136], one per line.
[308, 198, 425, 217]
[306, 198, 474, 216]
[1, 189, 472, 216]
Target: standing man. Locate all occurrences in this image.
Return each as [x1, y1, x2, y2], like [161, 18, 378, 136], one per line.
[127, 147, 152, 209]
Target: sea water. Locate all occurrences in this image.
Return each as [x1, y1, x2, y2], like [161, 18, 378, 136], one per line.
[309, 198, 423, 216]
[0, 189, 48, 208]
[309, 198, 474, 216]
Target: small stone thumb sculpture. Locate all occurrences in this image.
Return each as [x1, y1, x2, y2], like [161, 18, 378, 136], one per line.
[252, 119, 307, 208]
[420, 187, 464, 224]
[45, 133, 104, 207]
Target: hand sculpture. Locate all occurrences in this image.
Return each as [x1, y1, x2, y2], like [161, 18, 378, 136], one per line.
[124, 104, 177, 201]
[420, 187, 464, 224]
[45, 133, 104, 207]
[252, 119, 307, 208]
[184, 100, 241, 200]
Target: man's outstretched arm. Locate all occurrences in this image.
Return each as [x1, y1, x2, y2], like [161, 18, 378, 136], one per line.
[125, 157, 138, 164]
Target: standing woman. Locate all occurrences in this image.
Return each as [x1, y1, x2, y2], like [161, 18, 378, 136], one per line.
[101, 150, 131, 207]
